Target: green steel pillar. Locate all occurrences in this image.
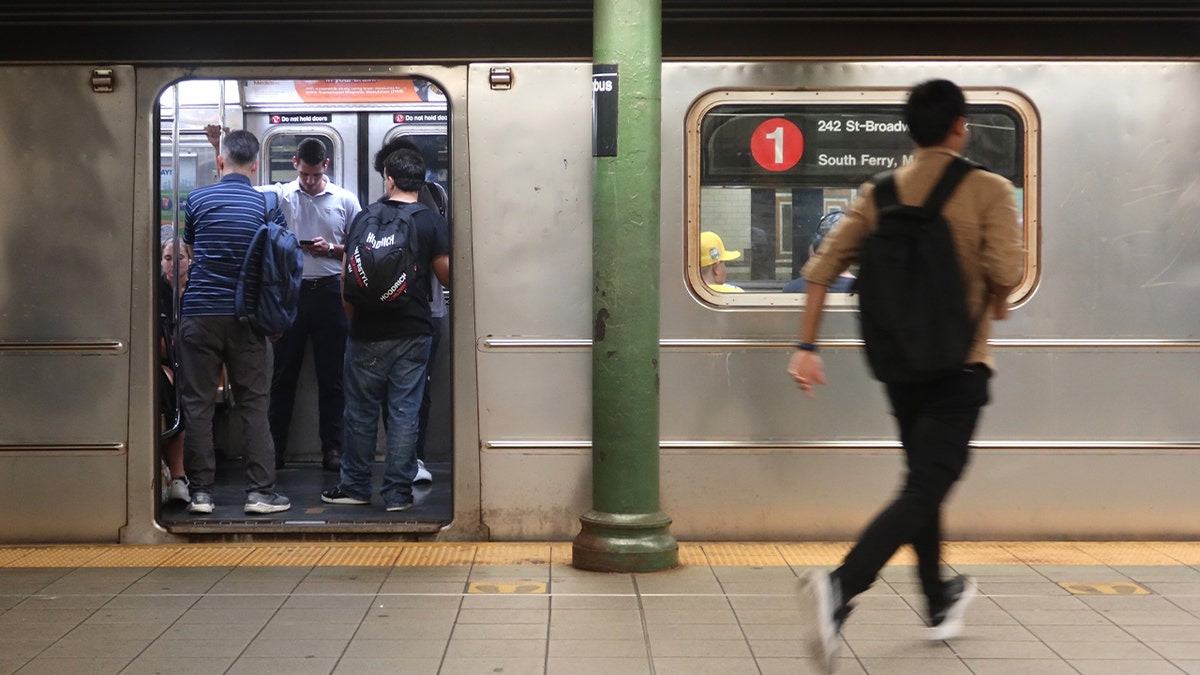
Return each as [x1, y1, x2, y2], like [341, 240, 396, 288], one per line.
[572, 0, 678, 573]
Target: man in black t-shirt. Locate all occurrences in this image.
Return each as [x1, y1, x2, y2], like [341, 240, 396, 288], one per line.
[321, 148, 451, 512]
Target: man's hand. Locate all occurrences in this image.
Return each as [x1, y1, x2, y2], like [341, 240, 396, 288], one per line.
[204, 124, 229, 151]
[788, 350, 827, 399]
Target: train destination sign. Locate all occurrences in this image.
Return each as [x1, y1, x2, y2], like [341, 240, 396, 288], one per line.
[702, 104, 1022, 187]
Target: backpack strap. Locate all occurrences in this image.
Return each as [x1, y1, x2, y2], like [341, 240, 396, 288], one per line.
[871, 156, 976, 213]
[921, 157, 975, 213]
[872, 172, 900, 210]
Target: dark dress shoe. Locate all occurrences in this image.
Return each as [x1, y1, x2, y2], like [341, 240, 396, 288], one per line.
[322, 453, 341, 472]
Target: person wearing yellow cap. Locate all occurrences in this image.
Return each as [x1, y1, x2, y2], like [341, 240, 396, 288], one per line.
[700, 231, 744, 293]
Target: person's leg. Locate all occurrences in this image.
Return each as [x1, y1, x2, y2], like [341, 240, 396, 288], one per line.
[176, 315, 223, 497]
[309, 283, 349, 470]
[380, 335, 432, 509]
[336, 337, 389, 502]
[415, 317, 441, 463]
[836, 366, 988, 604]
[267, 301, 310, 467]
[223, 318, 277, 496]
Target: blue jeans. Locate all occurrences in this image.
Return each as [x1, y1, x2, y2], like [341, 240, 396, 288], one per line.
[340, 334, 432, 504]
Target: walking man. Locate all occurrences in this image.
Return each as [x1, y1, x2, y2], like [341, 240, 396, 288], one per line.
[786, 79, 1024, 671]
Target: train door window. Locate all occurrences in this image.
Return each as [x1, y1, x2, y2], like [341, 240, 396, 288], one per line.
[264, 133, 338, 185]
[378, 130, 449, 199]
[686, 89, 1039, 307]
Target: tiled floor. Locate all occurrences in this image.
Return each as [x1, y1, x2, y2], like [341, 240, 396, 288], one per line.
[0, 542, 1198, 674]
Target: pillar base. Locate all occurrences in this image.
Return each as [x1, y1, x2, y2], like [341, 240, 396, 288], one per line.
[572, 510, 678, 572]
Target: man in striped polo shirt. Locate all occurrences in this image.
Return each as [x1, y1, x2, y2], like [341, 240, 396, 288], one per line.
[178, 129, 291, 515]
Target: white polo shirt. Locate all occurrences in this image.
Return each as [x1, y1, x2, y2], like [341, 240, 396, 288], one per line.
[261, 179, 361, 279]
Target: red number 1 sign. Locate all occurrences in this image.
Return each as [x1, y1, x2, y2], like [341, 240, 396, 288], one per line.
[750, 118, 803, 171]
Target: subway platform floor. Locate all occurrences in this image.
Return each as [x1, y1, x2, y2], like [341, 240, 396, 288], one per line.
[0, 541, 1198, 674]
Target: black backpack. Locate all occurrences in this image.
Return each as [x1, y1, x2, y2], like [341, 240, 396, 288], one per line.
[342, 200, 427, 307]
[854, 157, 979, 383]
[235, 191, 304, 336]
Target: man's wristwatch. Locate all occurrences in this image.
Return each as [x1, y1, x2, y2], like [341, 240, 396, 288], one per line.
[795, 342, 819, 353]
[327, 247, 338, 259]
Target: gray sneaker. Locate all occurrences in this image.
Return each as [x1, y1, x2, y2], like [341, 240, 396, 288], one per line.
[187, 492, 214, 514]
[245, 491, 291, 514]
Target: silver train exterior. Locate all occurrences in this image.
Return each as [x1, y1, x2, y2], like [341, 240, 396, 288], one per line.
[2, 57, 1199, 543]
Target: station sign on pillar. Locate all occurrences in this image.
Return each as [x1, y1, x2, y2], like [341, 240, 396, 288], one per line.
[592, 64, 619, 157]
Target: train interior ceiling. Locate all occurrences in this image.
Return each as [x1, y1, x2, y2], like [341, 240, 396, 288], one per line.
[159, 78, 453, 533]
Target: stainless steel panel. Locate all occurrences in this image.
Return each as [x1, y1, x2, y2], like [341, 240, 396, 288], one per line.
[0, 65, 134, 541]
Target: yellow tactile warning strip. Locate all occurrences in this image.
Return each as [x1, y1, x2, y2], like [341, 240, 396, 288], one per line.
[0, 542, 1198, 568]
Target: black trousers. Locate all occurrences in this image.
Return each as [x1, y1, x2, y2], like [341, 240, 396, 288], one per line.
[836, 364, 991, 607]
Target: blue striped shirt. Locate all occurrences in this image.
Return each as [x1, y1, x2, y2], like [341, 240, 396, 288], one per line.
[181, 174, 287, 316]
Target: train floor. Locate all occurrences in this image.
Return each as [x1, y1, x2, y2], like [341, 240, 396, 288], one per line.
[160, 457, 453, 530]
[1, 542, 1198, 674]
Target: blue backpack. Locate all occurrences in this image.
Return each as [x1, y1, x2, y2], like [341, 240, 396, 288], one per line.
[235, 191, 303, 336]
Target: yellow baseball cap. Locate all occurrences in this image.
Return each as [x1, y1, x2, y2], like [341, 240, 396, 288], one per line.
[700, 231, 741, 268]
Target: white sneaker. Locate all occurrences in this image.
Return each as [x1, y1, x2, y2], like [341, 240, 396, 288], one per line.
[927, 574, 977, 641]
[799, 570, 844, 674]
[414, 459, 432, 484]
[168, 477, 190, 503]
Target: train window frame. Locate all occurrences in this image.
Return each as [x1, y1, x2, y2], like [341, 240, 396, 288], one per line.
[259, 127, 344, 188]
[684, 88, 1040, 310]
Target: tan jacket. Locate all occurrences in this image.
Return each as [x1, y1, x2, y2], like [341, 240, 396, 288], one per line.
[802, 147, 1026, 370]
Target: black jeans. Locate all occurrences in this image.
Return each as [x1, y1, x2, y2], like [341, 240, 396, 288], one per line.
[268, 278, 348, 459]
[836, 364, 991, 607]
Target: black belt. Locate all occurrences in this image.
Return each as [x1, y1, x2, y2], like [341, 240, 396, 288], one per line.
[301, 274, 339, 291]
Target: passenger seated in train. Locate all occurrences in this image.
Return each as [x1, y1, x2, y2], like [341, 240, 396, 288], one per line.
[699, 231, 744, 292]
[782, 210, 856, 293]
[159, 237, 190, 503]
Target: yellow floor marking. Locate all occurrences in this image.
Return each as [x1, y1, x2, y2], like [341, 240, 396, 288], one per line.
[473, 544, 553, 566]
[676, 543, 709, 566]
[8, 547, 106, 567]
[393, 544, 476, 566]
[777, 543, 852, 566]
[239, 546, 329, 567]
[2, 542, 1199, 569]
[1072, 542, 1183, 566]
[548, 543, 574, 566]
[1147, 542, 1200, 565]
[468, 581, 548, 594]
[1059, 581, 1151, 595]
[944, 543, 1023, 565]
[999, 542, 1105, 565]
[317, 545, 404, 567]
[158, 546, 254, 567]
[702, 543, 789, 566]
[82, 546, 189, 568]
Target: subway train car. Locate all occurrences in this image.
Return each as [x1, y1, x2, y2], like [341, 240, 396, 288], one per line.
[1, 3, 1199, 544]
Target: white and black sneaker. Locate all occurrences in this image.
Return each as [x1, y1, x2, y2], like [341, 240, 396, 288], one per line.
[799, 570, 850, 674]
[320, 486, 370, 505]
[245, 491, 291, 514]
[927, 574, 977, 641]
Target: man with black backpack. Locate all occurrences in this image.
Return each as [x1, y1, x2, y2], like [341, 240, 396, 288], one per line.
[786, 79, 1024, 672]
[321, 148, 450, 512]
